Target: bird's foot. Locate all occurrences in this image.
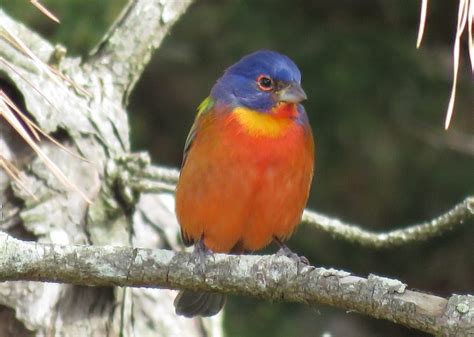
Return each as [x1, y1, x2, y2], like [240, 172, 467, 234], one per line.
[192, 238, 213, 276]
[273, 237, 310, 266]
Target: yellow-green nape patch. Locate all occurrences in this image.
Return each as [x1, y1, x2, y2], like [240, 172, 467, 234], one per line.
[196, 96, 214, 117]
[232, 107, 293, 138]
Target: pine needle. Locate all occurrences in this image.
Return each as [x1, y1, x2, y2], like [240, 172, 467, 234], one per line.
[417, 0, 473, 129]
[0, 29, 64, 88]
[0, 92, 92, 204]
[0, 57, 57, 110]
[445, 0, 469, 130]
[0, 28, 90, 97]
[417, 0, 429, 48]
[30, 0, 60, 24]
[0, 21, 94, 203]
[0, 155, 37, 200]
[468, 0, 474, 72]
[1, 87, 89, 162]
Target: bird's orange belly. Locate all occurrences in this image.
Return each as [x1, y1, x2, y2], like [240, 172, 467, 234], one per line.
[176, 116, 313, 253]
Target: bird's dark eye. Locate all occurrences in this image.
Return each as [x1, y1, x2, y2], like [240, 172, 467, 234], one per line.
[257, 75, 273, 91]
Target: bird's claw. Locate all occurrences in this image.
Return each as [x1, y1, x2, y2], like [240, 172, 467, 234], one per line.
[276, 245, 310, 266]
[274, 237, 310, 268]
[192, 238, 213, 276]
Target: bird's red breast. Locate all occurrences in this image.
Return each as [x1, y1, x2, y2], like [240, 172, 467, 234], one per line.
[175, 103, 314, 253]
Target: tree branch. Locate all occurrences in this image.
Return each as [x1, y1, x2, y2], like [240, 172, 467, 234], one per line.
[0, 231, 472, 336]
[301, 197, 474, 248]
[87, 0, 193, 100]
[130, 163, 474, 248]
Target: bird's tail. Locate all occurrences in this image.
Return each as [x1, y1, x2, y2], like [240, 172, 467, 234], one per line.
[174, 290, 226, 317]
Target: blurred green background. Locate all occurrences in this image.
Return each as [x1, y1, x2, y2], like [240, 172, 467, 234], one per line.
[4, 1, 473, 336]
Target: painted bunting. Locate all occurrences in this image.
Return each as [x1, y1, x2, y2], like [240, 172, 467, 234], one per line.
[174, 50, 314, 317]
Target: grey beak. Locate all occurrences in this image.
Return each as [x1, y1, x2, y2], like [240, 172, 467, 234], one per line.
[277, 82, 307, 103]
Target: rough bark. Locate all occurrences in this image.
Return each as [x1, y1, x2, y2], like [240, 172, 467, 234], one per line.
[0, 1, 222, 336]
[0, 231, 473, 336]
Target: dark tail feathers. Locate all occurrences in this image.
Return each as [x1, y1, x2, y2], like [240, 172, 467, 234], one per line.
[174, 290, 226, 317]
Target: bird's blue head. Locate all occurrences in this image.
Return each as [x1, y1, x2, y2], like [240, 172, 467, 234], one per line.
[210, 50, 307, 112]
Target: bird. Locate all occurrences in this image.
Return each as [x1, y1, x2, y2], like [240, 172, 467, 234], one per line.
[174, 50, 314, 317]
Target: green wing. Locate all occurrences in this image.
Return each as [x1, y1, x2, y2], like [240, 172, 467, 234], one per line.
[181, 96, 215, 168]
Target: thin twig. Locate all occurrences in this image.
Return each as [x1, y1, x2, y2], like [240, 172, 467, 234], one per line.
[139, 165, 474, 248]
[302, 197, 473, 248]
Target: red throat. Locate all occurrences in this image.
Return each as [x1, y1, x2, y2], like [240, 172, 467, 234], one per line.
[272, 102, 298, 118]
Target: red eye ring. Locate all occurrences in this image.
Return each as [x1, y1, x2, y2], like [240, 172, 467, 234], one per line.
[257, 75, 273, 91]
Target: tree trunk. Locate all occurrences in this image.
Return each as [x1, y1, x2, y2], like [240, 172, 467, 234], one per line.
[0, 1, 222, 336]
